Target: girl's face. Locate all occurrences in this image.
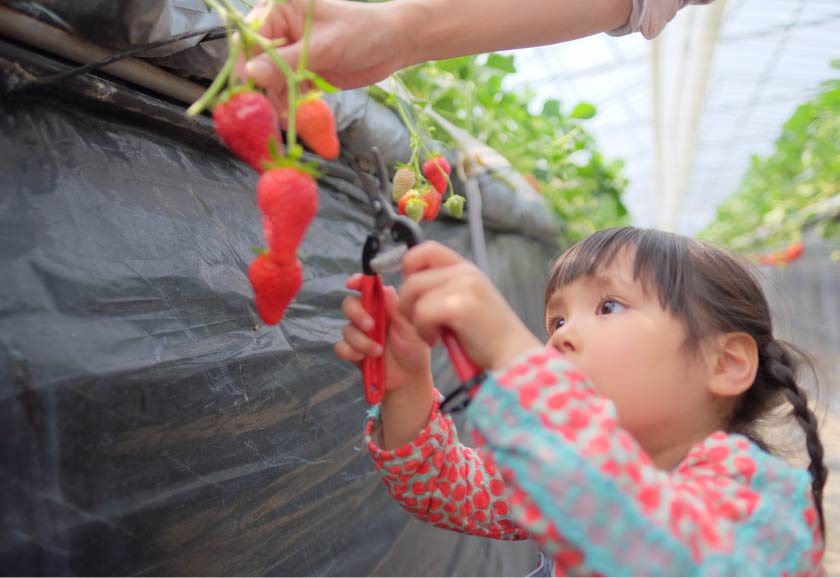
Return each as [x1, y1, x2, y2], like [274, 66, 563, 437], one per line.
[544, 248, 716, 456]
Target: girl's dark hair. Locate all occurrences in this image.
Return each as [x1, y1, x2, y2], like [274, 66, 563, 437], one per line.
[545, 226, 827, 536]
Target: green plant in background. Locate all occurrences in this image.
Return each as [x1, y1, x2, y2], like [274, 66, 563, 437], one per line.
[377, 53, 629, 243]
[701, 63, 840, 255]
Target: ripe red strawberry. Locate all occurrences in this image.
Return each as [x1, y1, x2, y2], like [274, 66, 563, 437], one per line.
[419, 187, 442, 220]
[782, 241, 804, 263]
[248, 254, 303, 325]
[257, 168, 319, 263]
[422, 155, 451, 194]
[213, 91, 280, 172]
[296, 98, 340, 160]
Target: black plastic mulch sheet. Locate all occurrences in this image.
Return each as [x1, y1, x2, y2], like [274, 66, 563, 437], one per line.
[0, 43, 557, 575]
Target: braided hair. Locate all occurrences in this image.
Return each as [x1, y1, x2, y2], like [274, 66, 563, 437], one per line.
[730, 339, 828, 536]
[545, 227, 828, 536]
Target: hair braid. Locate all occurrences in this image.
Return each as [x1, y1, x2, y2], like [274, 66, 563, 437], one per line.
[764, 341, 828, 538]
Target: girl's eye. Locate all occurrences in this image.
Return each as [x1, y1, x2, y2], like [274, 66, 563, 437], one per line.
[598, 299, 625, 315]
[549, 317, 565, 332]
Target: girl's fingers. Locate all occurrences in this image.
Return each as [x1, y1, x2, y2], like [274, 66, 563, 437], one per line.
[341, 323, 383, 357]
[334, 340, 364, 364]
[345, 273, 364, 291]
[383, 285, 409, 327]
[401, 241, 468, 277]
[398, 264, 474, 322]
[341, 295, 374, 332]
[408, 284, 461, 347]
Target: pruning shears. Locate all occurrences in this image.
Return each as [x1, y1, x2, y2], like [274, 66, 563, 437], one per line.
[352, 147, 486, 412]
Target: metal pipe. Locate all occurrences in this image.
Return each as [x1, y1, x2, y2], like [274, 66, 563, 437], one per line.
[0, 4, 205, 106]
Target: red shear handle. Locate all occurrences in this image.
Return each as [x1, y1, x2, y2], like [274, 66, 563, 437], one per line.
[441, 329, 481, 382]
[360, 274, 388, 404]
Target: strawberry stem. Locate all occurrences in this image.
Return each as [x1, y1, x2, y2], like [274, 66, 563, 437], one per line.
[298, 0, 315, 77]
[186, 48, 235, 116]
[390, 75, 455, 196]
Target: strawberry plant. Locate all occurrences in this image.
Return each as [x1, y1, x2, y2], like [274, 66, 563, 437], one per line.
[187, 0, 337, 325]
[375, 53, 629, 242]
[701, 64, 840, 262]
[376, 80, 467, 223]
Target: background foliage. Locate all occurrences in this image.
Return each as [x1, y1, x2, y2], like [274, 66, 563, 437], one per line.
[701, 65, 840, 254]
[381, 53, 630, 242]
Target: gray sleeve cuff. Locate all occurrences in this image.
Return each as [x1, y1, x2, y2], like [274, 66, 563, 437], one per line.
[608, 0, 715, 40]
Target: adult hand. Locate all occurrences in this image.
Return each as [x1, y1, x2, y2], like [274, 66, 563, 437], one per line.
[238, 0, 407, 116]
[399, 242, 542, 371]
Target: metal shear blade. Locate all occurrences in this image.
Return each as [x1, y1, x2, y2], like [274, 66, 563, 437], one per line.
[351, 147, 423, 275]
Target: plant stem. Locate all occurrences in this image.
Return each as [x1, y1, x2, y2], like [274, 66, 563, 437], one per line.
[298, 0, 316, 75]
[186, 50, 235, 116]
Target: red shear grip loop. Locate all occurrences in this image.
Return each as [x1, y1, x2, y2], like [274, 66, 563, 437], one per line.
[440, 330, 486, 414]
[361, 274, 388, 404]
[441, 330, 481, 383]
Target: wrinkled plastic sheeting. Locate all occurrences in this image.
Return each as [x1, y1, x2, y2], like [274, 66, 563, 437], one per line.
[0, 73, 557, 575]
[8, 0, 242, 79]
[757, 232, 840, 413]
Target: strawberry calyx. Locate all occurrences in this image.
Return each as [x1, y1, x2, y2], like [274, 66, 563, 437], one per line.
[262, 152, 321, 178]
[298, 90, 325, 106]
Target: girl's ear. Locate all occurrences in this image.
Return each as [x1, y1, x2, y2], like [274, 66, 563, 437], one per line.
[707, 332, 758, 398]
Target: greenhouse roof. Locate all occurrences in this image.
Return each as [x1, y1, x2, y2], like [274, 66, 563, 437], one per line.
[507, 0, 839, 236]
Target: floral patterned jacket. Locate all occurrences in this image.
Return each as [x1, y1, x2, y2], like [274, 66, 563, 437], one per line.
[364, 347, 825, 576]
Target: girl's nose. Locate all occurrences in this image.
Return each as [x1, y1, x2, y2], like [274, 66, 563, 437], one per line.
[550, 324, 580, 354]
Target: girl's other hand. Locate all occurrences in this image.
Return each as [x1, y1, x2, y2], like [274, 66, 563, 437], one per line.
[399, 242, 542, 371]
[334, 274, 432, 393]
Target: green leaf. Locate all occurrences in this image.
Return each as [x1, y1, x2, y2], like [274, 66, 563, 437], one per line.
[542, 99, 562, 119]
[303, 71, 339, 93]
[570, 102, 597, 120]
[485, 53, 517, 74]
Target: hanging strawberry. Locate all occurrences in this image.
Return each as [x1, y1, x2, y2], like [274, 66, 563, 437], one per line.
[422, 155, 451, 194]
[392, 167, 416, 201]
[296, 97, 340, 160]
[419, 186, 442, 220]
[212, 91, 281, 172]
[248, 254, 303, 324]
[256, 167, 319, 264]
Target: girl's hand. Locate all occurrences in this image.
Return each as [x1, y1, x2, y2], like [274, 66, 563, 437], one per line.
[399, 242, 542, 371]
[238, 0, 406, 117]
[334, 274, 432, 393]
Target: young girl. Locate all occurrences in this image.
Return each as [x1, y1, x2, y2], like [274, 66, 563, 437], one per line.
[334, 227, 827, 575]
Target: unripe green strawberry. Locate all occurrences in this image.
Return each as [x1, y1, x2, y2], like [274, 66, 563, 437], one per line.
[397, 190, 426, 222]
[296, 98, 340, 160]
[444, 194, 465, 218]
[248, 254, 303, 325]
[422, 155, 451, 194]
[404, 198, 425, 222]
[213, 91, 280, 172]
[392, 167, 416, 201]
[257, 168, 318, 263]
